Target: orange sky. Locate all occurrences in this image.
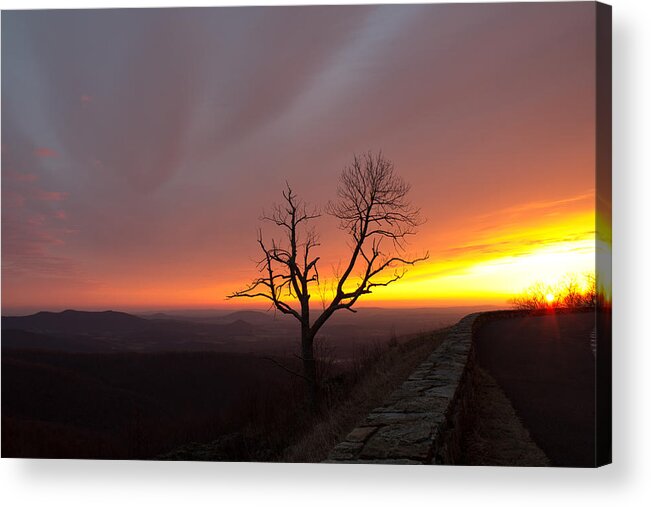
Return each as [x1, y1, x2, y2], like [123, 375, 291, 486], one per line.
[1, 4, 601, 314]
[2, 186, 597, 312]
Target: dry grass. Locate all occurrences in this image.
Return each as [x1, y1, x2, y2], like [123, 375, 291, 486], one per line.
[461, 367, 550, 466]
[282, 328, 449, 462]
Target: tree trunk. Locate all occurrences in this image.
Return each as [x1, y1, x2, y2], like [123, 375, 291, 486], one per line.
[301, 329, 318, 413]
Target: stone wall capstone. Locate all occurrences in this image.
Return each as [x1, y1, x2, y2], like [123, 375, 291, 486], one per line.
[324, 313, 481, 465]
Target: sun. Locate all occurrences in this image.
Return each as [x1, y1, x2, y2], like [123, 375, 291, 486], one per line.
[545, 293, 555, 303]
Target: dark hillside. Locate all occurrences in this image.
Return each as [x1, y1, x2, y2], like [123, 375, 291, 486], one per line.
[1, 328, 116, 352]
[2, 349, 298, 459]
[2, 326, 447, 461]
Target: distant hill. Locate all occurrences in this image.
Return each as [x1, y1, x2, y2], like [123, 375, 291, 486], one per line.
[2, 310, 152, 336]
[1, 309, 259, 353]
[142, 310, 280, 326]
[145, 312, 178, 320]
[217, 310, 277, 325]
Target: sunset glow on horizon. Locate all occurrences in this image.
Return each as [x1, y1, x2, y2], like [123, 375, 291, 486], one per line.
[2, 189, 597, 312]
[2, 4, 603, 314]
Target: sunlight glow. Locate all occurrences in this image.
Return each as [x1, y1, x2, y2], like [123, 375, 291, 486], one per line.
[337, 210, 597, 307]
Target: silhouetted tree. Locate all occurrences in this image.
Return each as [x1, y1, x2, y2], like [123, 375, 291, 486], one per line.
[229, 152, 428, 410]
[509, 281, 550, 310]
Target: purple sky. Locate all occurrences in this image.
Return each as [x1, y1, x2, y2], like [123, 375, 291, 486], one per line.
[1, 3, 597, 312]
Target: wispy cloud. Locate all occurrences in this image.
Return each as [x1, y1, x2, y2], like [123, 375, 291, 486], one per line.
[34, 147, 59, 158]
[4, 169, 38, 183]
[34, 189, 67, 202]
[473, 191, 594, 222]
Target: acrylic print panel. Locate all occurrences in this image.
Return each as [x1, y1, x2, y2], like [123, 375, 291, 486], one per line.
[1, 2, 611, 467]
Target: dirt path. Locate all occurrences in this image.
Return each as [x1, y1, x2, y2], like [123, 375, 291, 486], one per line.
[462, 366, 550, 466]
[474, 312, 596, 467]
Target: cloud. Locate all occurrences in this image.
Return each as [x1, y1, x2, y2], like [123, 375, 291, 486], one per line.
[1, 208, 76, 279]
[2, 189, 27, 209]
[34, 189, 68, 201]
[2, 139, 74, 281]
[473, 191, 594, 222]
[4, 169, 38, 183]
[34, 147, 59, 158]
[441, 231, 594, 259]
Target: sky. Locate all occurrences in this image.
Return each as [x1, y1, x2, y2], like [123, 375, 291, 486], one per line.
[1, 3, 598, 313]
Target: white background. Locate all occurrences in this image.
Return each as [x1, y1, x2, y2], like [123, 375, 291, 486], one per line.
[1, 0, 649, 505]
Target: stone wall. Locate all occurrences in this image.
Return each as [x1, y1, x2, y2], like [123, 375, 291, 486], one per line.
[324, 313, 481, 465]
[325, 307, 595, 465]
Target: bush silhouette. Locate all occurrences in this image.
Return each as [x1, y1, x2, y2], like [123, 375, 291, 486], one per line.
[509, 273, 596, 310]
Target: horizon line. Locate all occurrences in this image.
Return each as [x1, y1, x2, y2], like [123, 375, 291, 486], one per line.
[0, 302, 508, 318]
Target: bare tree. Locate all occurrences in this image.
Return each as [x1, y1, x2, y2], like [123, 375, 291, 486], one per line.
[509, 281, 553, 310]
[559, 274, 584, 308]
[229, 152, 428, 410]
[581, 272, 597, 307]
